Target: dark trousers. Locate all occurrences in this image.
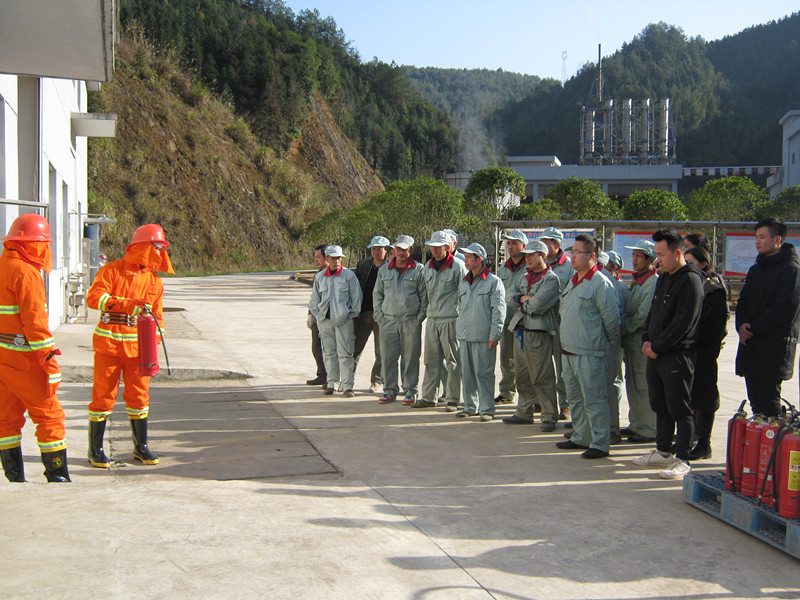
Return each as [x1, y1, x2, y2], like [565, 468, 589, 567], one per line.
[646, 352, 695, 461]
[311, 319, 326, 379]
[744, 376, 782, 417]
[353, 311, 381, 384]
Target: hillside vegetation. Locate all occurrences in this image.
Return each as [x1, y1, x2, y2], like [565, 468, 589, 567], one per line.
[88, 31, 382, 272]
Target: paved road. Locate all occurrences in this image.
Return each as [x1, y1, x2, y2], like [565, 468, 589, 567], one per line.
[3, 273, 798, 599]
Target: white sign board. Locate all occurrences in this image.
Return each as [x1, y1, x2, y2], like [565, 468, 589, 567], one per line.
[725, 233, 800, 276]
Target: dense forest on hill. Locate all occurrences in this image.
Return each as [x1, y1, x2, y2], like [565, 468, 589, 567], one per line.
[482, 15, 800, 167]
[120, 0, 457, 181]
[402, 67, 544, 169]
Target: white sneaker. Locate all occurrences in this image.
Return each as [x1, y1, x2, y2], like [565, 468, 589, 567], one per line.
[632, 449, 672, 466]
[369, 383, 382, 394]
[659, 458, 691, 479]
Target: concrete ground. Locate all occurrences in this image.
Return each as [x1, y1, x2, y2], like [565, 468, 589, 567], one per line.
[3, 272, 799, 599]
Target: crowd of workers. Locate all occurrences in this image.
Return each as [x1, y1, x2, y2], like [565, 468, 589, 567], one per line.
[1, 213, 797, 484]
[308, 219, 800, 479]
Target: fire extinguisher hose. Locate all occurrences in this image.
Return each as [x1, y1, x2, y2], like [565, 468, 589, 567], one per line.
[141, 305, 172, 376]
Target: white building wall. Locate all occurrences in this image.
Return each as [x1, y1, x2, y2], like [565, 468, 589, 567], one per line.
[767, 111, 800, 197]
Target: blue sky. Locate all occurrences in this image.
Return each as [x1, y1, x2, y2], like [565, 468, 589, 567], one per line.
[282, 1, 798, 81]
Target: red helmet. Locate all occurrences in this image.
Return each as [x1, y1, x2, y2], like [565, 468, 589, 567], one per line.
[3, 213, 53, 242]
[129, 224, 169, 248]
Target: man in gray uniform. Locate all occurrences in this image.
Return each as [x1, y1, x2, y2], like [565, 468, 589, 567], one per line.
[309, 245, 363, 397]
[373, 235, 428, 404]
[496, 229, 528, 405]
[456, 243, 506, 421]
[539, 227, 575, 421]
[621, 240, 659, 443]
[414, 231, 467, 410]
[503, 239, 561, 431]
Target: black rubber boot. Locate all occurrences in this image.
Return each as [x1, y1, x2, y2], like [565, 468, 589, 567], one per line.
[88, 420, 110, 468]
[688, 410, 714, 460]
[41, 449, 71, 482]
[130, 418, 159, 465]
[1, 447, 26, 482]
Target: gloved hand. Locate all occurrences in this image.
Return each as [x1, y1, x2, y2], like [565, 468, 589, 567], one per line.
[42, 350, 62, 396]
[306, 313, 316, 329]
[105, 297, 148, 316]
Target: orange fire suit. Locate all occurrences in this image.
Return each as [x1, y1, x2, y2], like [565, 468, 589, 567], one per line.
[86, 249, 165, 422]
[0, 244, 66, 453]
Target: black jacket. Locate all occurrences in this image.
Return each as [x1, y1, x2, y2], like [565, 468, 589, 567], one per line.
[696, 273, 729, 351]
[642, 262, 704, 355]
[735, 243, 800, 380]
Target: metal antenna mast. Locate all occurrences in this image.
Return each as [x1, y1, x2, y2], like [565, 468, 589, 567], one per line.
[561, 51, 567, 85]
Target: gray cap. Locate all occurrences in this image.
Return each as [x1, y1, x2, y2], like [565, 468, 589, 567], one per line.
[460, 243, 487, 260]
[521, 239, 548, 255]
[624, 239, 656, 259]
[325, 245, 345, 258]
[425, 231, 451, 247]
[597, 250, 609, 266]
[392, 234, 415, 249]
[501, 229, 528, 244]
[539, 227, 564, 242]
[367, 235, 390, 248]
[606, 250, 624, 269]
[441, 228, 458, 243]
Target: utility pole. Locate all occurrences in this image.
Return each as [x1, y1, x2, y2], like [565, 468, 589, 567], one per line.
[561, 51, 567, 85]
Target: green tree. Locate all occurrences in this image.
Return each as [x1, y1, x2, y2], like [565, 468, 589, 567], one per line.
[684, 176, 767, 221]
[504, 199, 562, 221]
[754, 185, 800, 221]
[464, 167, 526, 206]
[545, 177, 620, 219]
[622, 189, 688, 221]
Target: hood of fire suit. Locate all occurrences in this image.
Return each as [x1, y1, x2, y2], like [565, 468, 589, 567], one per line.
[124, 242, 175, 274]
[2, 240, 53, 273]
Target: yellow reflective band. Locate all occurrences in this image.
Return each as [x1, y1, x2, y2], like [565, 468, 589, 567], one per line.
[38, 439, 67, 452]
[89, 410, 112, 422]
[0, 305, 20, 314]
[132, 305, 142, 316]
[93, 326, 139, 342]
[126, 407, 149, 418]
[0, 435, 22, 449]
[0, 341, 34, 352]
[28, 337, 55, 350]
[98, 293, 112, 312]
[48, 373, 62, 384]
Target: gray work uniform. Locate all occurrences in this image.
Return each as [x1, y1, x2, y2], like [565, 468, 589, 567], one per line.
[548, 251, 576, 412]
[497, 257, 528, 400]
[421, 254, 467, 404]
[309, 267, 363, 391]
[508, 267, 560, 423]
[373, 259, 428, 399]
[559, 266, 620, 452]
[456, 268, 506, 415]
[621, 269, 658, 437]
[603, 272, 631, 435]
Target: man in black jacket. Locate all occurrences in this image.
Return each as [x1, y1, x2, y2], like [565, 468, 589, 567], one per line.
[306, 245, 328, 386]
[353, 236, 390, 393]
[632, 229, 703, 479]
[736, 218, 800, 417]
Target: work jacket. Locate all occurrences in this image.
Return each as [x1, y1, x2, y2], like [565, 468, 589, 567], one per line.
[423, 253, 467, 321]
[559, 265, 620, 357]
[621, 268, 658, 353]
[642, 263, 704, 355]
[456, 267, 506, 342]
[87, 258, 164, 358]
[548, 250, 575, 292]
[508, 267, 561, 335]
[373, 259, 427, 324]
[735, 243, 800, 380]
[497, 256, 527, 307]
[0, 249, 60, 385]
[309, 266, 362, 327]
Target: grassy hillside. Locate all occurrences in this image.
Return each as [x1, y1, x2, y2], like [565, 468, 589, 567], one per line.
[88, 31, 383, 273]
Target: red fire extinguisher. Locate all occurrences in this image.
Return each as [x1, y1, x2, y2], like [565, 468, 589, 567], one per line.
[137, 306, 171, 377]
[138, 313, 159, 376]
[741, 417, 767, 497]
[756, 419, 782, 508]
[776, 428, 800, 519]
[726, 400, 748, 492]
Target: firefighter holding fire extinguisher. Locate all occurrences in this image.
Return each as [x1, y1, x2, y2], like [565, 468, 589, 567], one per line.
[86, 224, 174, 468]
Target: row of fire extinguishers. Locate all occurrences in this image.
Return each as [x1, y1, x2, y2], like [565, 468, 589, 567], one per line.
[137, 307, 171, 377]
[725, 399, 800, 519]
